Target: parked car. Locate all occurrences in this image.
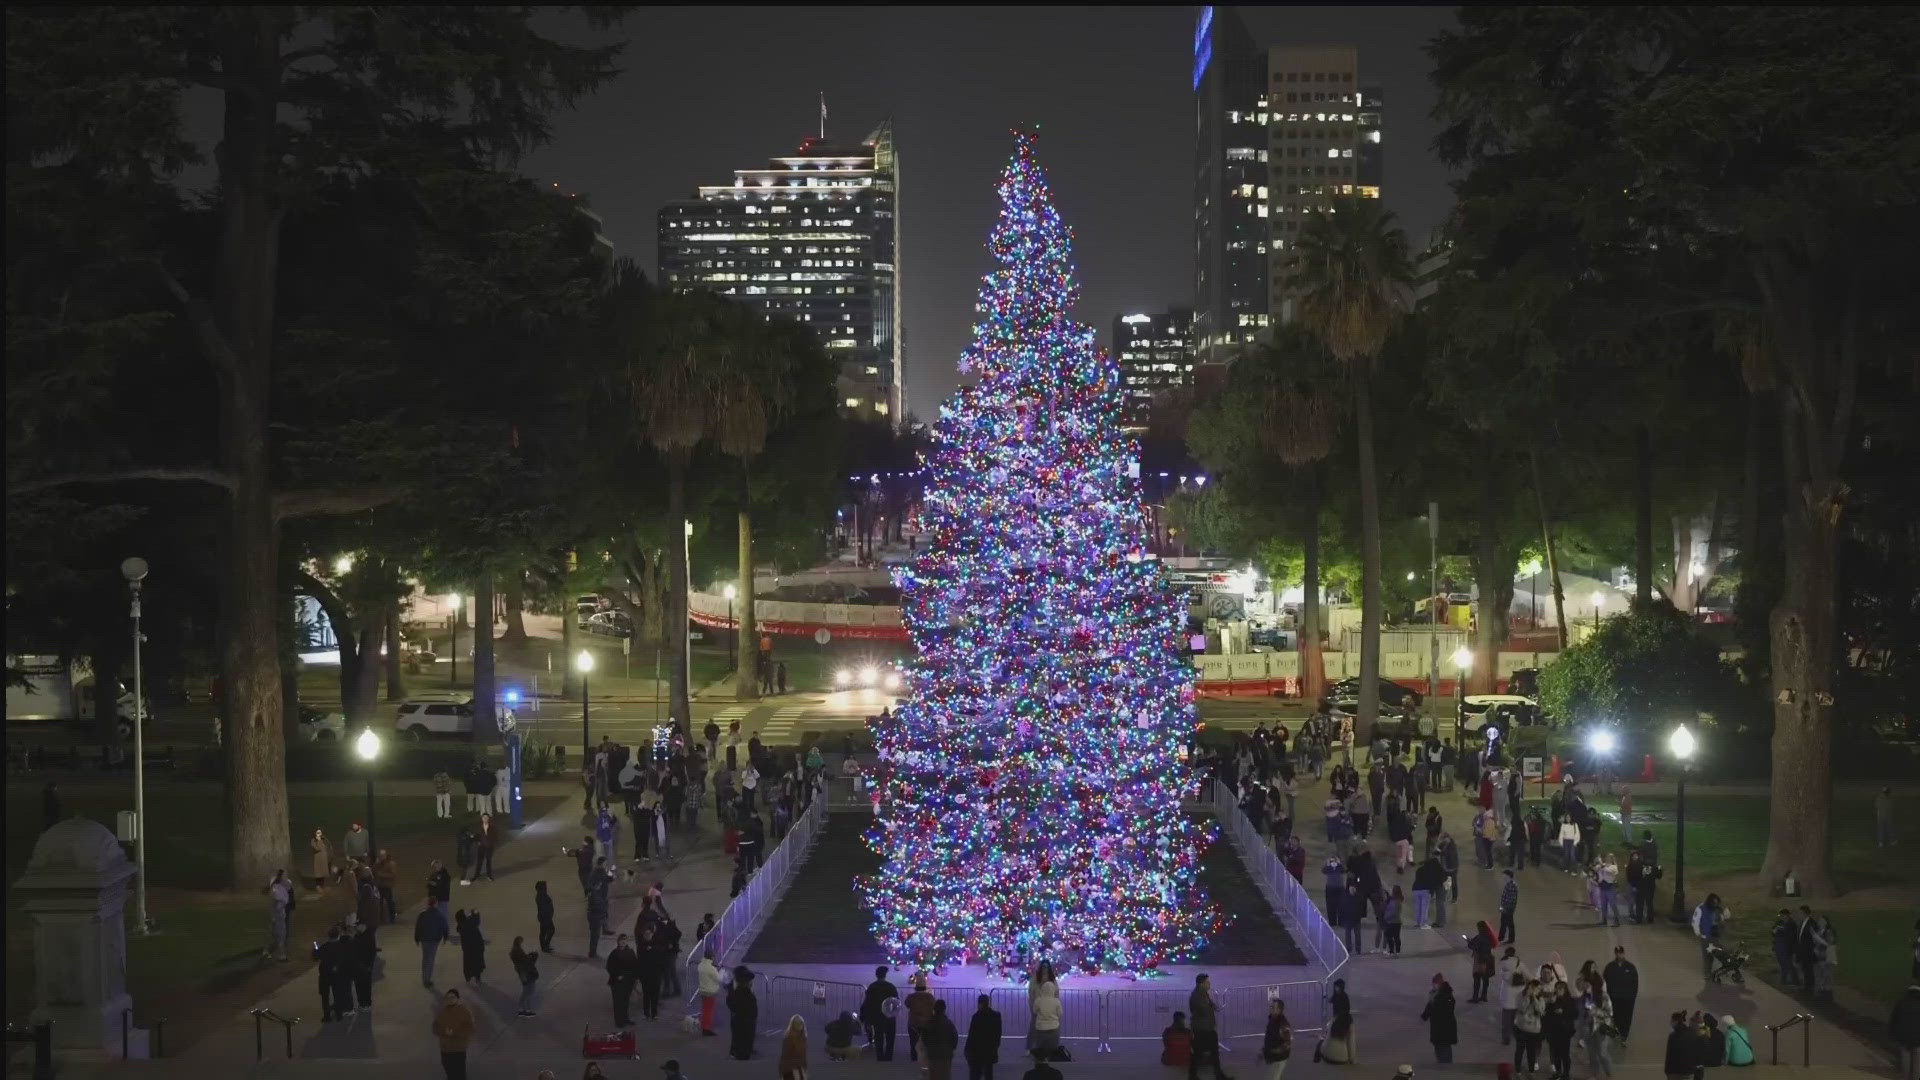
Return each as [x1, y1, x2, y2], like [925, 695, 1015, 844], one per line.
[581, 610, 632, 639]
[394, 696, 475, 740]
[299, 706, 347, 743]
[1326, 676, 1423, 711]
[1457, 694, 1546, 736]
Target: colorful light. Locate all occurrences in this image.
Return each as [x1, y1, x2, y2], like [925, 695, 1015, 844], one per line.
[859, 133, 1220, 978]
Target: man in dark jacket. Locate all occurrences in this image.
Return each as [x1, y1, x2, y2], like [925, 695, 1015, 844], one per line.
[534, 880, 555, 952]
[414, 897, 450, 989]
[923, 1000, 961, 1073]
[605, 933, 639, 1027]
[1187, 973, 1230, 1080]
[861, 965, 901, 1061]
[426, 859, 452, 906]
[1888, 983, 1920, 1080]
[1663, 1012, 1699, 1079]
[315, 927, 342, 1020]
[1604, 946, 1640, 1040]
[964, 994, 1002, 1080]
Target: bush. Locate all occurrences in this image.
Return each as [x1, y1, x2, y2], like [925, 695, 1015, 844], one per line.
[1537, 604, 1741, 727]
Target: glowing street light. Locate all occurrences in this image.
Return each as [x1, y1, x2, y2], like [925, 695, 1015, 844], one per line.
[1590, 589, 1606, 628]
[1669, 722, 1697, 923]
[355, 727, 383, 857]
[575, 650, 595, 768]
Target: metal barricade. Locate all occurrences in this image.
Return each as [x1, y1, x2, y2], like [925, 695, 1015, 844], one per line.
[987, 986, 1103, 1050]
[1209, 779, 1349, 1004]
[1103, 987, 1191, 1049]
[680, 797, 826, 997]
[764, 975, 865, 1034]
[1221, 982, 1322, 1042]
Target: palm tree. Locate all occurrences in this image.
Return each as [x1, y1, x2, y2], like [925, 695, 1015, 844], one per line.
[1290, 196, 1413, 733]
[1236, 326, 1344, 705]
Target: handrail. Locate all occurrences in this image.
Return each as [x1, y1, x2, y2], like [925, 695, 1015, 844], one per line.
[679, 794, 827, 998]
[249, 1007, 300, 1061]
[1764, 1012, 1813, 1066]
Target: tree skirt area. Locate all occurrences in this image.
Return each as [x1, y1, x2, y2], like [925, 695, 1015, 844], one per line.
[744, 812, 1306, 967]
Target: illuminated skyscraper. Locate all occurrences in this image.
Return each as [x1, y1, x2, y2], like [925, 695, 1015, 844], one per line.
[1266, 47, 1383, 325]
[658, 123, 902, 421]
[1193, 5, 1269, 365]
[1112, 309, 1195, 433]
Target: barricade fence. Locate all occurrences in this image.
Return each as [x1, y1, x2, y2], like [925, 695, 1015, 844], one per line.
[757, 976, 1324, 1050]
[680, 797, 826, 995]
[1210, 779, 1348, 991]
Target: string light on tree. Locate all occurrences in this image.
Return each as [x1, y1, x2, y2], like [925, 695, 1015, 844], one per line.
[858, 132, 1220, 978]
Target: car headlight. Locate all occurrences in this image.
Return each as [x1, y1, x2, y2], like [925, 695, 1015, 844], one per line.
[859, 665, 878, 687]
[883, 672, 902, 692]
[835, 669, 852, 687]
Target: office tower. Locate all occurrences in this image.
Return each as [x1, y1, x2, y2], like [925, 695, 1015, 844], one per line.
[1266, 46, 1382, 325]
[658, 122, 902, 421]
[1193, 5, 1270, 365]
[1111, 308, 1196, 432]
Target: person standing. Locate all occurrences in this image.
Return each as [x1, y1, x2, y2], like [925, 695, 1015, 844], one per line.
[509, 936, 538, 1017]
[1771, 908, 1800, 988]
[924, 999, 961, 1080]
[635, 925, 666, 1021]
[1579, 972, 1617, 1078]
[1413, 854, 1442, 929]
[529, 880, 554, 953]
[1513, 977, 1546, 1075]
[965, 994, 1002, 1080]
[431, 988, 475, 1080]
[1421, 975, 1458, 1064]
[1340, 879, 1366, 955]
[778, 1014, 809, 1080]
[728, 966, 760, 1061]
[1496, 955, 1523, 1047]
[492, 761, 510, 815]
[605, 933, 639, 1027]
[1381, 886, 1404, 955]
[370, 850, 397, 922]
[698, 949, 722, 1035]
[861, 964, 900, 1061]
[1876, 786, 1896, 847]
[1542, 983, 1579, 1080]
[1467, 923, 1496, 1003]
[456, 908, 487, 983]
[1499, 869, 1520, 944]
[1557, 816, 1580, 872]
[265, 870, 293, 960]
[432, 768, 453, 819]
[1888, 982, 1920, 1080]
[585, 859, 611, 958]
[309, 828, 334, 892]
[343, 820, 370, 866]
[315, 926, 343, 1021]
[1028, 979, 1063, 1060]
[906, 974, 938, 1061]
[1604, 946, 1640, 1041]
[1596, 853, 1622, 927]
[1260, 999, 1293, 1080]
[473, 814, 497, 881]
[1618, 785, 1634, 842]
[1187, 973, 1230, 1080]
[415, 896, 450, 988]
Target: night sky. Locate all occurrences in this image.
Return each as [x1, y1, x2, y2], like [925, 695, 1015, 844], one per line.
[523, 5, 1459, 420]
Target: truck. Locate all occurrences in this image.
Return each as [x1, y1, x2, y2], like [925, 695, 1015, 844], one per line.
[5, 654, 147, 738]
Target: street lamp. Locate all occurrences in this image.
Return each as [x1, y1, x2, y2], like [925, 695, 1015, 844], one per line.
[1668, 722, 1697, 923]
[1451, 645, 1473, 734]
[354, 727, 382, 858]
[448, 594, 464, 688]
[119, 556, 151, 936]
[723, 584, 738, 673]
[575, 650, 595, 768]
[1590, 589, 1605, 630]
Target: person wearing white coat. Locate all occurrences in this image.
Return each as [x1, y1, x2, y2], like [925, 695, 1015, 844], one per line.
[697, 953, 723, 1036]
[1496, 949, 1524, 1046]
[1029, 980, 1063, 1060]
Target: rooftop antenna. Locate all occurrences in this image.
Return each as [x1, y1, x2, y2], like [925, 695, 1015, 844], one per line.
[819, 91, 827, 141]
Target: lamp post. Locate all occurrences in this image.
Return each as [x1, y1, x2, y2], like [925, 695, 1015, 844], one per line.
[1668, 723, 1696, 923]
[1427, 502, 1440, 703]
[355, 727, 383, 857]
[448, 594, 464, 689]
[119, 556, 151, 936]
[1451, 644, 1473, 739]
[575, 650, 595, 769]
[1590, 589, 1605, 631]
[723, 584, 738, 673]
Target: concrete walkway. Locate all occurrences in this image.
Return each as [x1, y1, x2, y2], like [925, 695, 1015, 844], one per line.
[40, 753, 1900, 1079]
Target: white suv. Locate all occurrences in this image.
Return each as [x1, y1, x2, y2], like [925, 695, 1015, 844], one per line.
[394, 697, 474, 740]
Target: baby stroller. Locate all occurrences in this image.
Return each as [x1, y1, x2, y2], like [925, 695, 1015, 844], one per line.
[1706, 941, 1749, 984]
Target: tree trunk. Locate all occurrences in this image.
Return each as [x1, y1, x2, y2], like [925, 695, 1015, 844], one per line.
[1735, 390, 1782, 685]
[502, 569, 527, 643]
[1472, 439, 1505, 695]
[344, 621, 382, 728]
[1670, 515, 1695, 615]
[472, 567, 496, 741]
[1298, 466, 1326, 705]
[1634, 424, 1654, 607]
[735, 494, 759, 701]
[385, 603, 405, 701]
[667, 453, 692, 733]
[1353, 369, 1383, 730]
[1528, 447, 1569, 650]
[1760, 492, 1839, 897]
[209, 6, 293, 889]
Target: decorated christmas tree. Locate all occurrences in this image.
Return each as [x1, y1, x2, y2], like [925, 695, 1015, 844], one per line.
[859, 133, 1218, 977]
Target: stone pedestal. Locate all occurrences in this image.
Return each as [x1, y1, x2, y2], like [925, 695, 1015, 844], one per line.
[13, 818, 142, 1054]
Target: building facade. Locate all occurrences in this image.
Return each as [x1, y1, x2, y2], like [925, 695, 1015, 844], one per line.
[1192, 5, 1270, 365]
[657, 123, 902, 421]
[1267, 46, 1383, 326]
[1111, 309, 1195, 432]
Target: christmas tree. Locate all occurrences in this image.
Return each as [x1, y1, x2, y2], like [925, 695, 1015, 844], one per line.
[859, 133, 1218, 977]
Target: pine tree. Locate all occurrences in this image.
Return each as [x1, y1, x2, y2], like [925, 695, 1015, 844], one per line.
[860, 134, 1218, 976]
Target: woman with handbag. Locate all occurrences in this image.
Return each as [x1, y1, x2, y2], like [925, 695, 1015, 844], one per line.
[1260, 999, 1294, 1080]
[1580, 971, 1616, 1078]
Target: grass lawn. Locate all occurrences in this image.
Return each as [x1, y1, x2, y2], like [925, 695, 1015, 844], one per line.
[1555, 787, 1918, 1009]
[5, 780, 562, 1046]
